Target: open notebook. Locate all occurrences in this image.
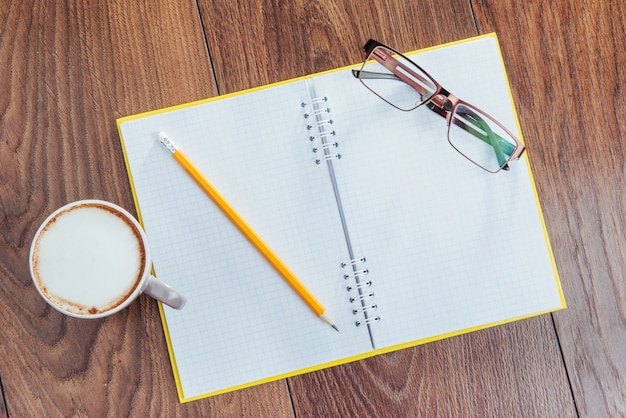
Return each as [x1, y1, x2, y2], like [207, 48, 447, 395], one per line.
[117, 33, 565, 402]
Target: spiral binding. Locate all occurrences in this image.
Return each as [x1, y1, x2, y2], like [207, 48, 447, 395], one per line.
[301, 96, 328, 106]
[356, 316, 381, 327]
[302, 97, 378, 327]
[302, 96, 341, 164]
[303, 107, 330, 118]
[341, 256, 380, 327]
[313, 142, 338, 153]
[346, 280, 372, 291]
[341, 257, 366, 268]
[349, 292, 375, 303]
[343, 269, 369, 279]
[352, 304, 377, 314]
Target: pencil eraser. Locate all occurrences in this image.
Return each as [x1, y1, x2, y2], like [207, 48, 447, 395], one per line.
[158, 131, 177, 154]
[157, 131, 168, 143]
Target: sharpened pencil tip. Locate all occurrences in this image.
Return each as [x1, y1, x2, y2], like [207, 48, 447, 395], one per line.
[320, 311, 338, 331]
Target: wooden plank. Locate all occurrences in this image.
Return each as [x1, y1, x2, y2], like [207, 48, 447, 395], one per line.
[0, 0, 292, 415]
[472, 0, 626, 416]
[197, 0, 576, 416]
[197, 0, 476, 92]
[289, 319, 574, 417]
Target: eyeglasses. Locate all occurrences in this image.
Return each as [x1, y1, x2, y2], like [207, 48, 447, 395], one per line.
[352, 40, 525, 173]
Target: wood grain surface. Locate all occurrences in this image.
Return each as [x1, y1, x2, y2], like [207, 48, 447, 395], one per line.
[473, 1, 626, 416]
[1, 0, 292, 416]
[1, 0, 624, 416]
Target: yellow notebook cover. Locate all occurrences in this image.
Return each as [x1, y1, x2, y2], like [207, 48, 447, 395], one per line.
[117, 33, 565, 402]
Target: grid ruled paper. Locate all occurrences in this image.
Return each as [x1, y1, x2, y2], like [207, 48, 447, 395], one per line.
[312, 36, 564, 349]
[119, 80, 374, 399]
[117, 34, 565, 402]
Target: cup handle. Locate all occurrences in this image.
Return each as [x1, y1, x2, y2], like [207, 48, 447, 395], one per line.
[143, 275, 187, 309]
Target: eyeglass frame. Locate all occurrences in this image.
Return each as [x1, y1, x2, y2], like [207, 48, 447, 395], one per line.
[352, 39, 525, 173]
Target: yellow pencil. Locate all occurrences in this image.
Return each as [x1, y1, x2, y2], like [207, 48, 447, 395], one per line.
[158, 132, 338, 331]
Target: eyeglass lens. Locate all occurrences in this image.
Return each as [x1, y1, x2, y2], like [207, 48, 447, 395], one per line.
[358, 46, 437, 111]
[449, 104, 517, 172]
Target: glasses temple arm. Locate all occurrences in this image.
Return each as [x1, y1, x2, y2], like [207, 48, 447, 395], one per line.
[352, 69, 430, 101]
[351, 69, 403, 81]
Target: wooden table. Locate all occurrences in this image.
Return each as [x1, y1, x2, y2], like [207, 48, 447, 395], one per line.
[1, 1, 624, 416]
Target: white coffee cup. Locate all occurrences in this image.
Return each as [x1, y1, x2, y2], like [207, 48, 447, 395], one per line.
[29, 200, 186, 318]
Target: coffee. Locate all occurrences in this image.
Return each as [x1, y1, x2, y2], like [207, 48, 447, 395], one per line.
[31, 202, 146, 316]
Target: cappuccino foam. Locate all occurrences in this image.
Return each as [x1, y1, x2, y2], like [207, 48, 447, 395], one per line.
[32, 203, 145, 315]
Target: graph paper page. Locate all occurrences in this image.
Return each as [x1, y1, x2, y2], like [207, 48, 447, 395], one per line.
[309, 35, 564, 349]
[119, 80, 375, 400]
